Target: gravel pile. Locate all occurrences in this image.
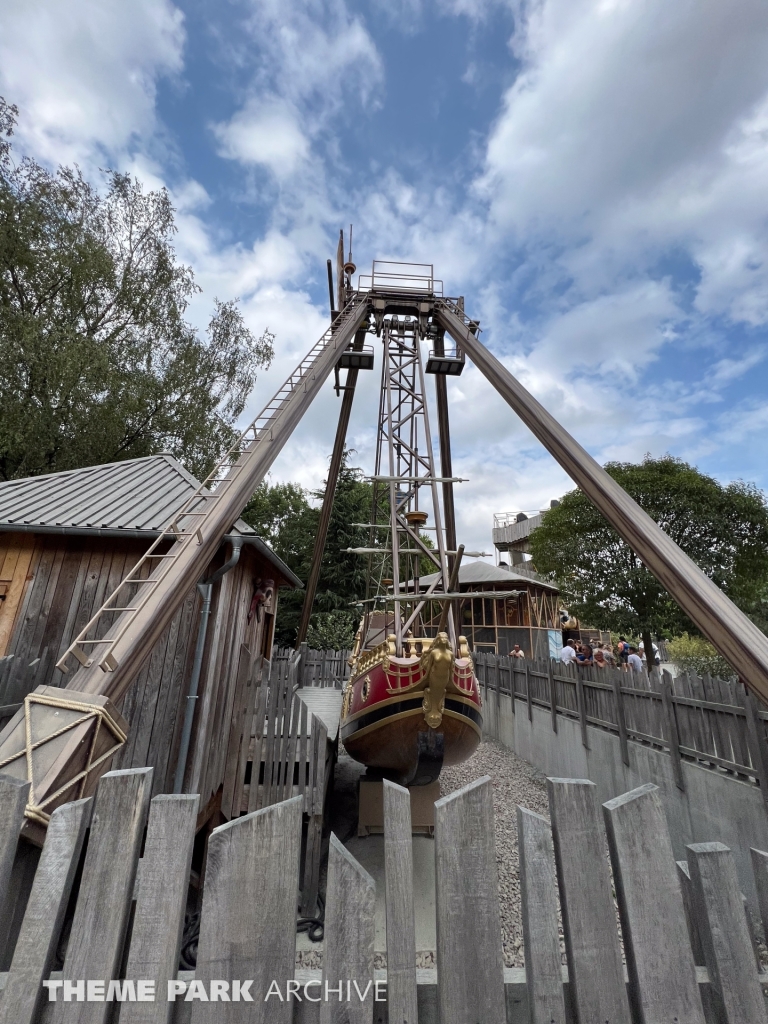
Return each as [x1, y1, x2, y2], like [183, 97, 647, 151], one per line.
[440, 739, 563, 968]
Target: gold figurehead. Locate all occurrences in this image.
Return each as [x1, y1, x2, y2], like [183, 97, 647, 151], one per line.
[419, 631, 453, 729]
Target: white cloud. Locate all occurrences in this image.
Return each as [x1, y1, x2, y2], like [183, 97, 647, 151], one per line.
[213, 97, 309, 175]
[479, 0, 768, 326]
[0, 0, 184, 169]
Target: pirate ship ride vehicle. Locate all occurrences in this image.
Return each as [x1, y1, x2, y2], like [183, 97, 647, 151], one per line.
[341, 628, 482, 786]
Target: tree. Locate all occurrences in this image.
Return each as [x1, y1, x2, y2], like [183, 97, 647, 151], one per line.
[666, 634, 734, 680]
[240, 452, 375, 648]
[0, 98, 273, 481]
[529, 455, 768, 669]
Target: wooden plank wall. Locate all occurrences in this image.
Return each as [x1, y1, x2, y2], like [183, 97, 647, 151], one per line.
[0, 532, 277, 811]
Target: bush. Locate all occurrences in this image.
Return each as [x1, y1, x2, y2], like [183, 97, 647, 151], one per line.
[305, 611, 357, 651]
[666, 633, 735, 679]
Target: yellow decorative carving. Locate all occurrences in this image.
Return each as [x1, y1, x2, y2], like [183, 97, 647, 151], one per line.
[419, 632, 453, 729]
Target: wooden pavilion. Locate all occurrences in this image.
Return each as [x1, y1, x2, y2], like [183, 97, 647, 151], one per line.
[417, 560, 562, 659]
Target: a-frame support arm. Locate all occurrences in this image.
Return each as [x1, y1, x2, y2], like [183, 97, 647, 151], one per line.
[436, 302, 768, 704]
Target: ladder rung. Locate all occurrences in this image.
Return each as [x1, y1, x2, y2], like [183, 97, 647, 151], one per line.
[99, 607, 138, 613]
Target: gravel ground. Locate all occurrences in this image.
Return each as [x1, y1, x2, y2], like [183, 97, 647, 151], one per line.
[440, 739, 563, 968]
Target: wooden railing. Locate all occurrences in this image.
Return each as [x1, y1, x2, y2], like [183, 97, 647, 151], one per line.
[0, 767, 767, 1022]
[474, 653, 768, 802]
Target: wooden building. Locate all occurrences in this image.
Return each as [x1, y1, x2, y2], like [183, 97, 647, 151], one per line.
[0, 454, 300, 824]
[419, 560, 562, 659]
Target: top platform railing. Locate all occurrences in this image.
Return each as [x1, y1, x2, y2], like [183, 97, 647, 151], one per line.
[358, 260, 443, 296]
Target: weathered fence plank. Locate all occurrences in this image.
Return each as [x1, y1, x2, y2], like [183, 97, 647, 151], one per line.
[611, 673, 630, 766]
[603, 783, 705, 1023]
[191, 795, 303, 1024]
[122, 794, 199, 1024]
[0, 775, 29, 909]
[547, 777, 631, 1024]
[53, 767, 153, 1024]
[0, 798, 91, 1024]
[516, 807, 566, 1024]
[688, 841, 768, 1024]
[383, 780, 418, 1024]
[434, 777, 506, 1024]
[662, 672, 686, 792]
[320, 834, 375, 1024]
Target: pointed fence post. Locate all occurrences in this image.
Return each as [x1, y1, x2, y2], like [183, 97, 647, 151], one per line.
[122, 794, 200, 1024]
[548, 659, 558, 733]
[575, 672, 589, 749]
[611, 670, 630, 766]
[0, 798, 91, 1024]
[745, 693, 768, 819]
[321, 834, 375, 1024]
[603, 783, 705, 1023]
[191, 795, 303, 1024]
[0, 774, 29, 908]
[517, 807, 567, 1024]
[547, 778, 631, 1024]
[435, 777, 506, 1024]
[383, 780, 418, 1024]
[53, 768, 153, 1024]
[688, 841, 768, 1024]
[662, 670, 686, 792]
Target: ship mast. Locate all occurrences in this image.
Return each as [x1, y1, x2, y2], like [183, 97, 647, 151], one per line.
[374, 314, 456, 656]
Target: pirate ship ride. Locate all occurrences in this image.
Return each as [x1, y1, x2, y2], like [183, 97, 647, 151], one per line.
[328, 303, 488, 785]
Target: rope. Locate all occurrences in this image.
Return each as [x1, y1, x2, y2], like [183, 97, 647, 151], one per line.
[0, 691, 127, 824]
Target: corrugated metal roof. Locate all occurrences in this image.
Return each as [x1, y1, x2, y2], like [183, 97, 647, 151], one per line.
[0, 454, 247, 533]
[0, 455, 304, 587]
[418, 559, 559, 592]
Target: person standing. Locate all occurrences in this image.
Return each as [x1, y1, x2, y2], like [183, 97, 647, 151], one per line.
[627, 645, 644, 673]
[511, 644, 525, 659]
[560, 639, 577, 664]
[617, 637, 630, 666]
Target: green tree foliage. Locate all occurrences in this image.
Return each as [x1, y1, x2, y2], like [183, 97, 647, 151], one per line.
[241, 451, 374, 648]
[305, 611, 357, 651]
[666, 633, 734, 680]
[0, 98, 273, 480]
[529, 455, 768, 666]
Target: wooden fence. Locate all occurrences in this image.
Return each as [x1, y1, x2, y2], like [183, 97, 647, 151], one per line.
[219, 647, 332, 917]
[272, 645, 351, 689]
[1, 767, 767, 1023]
[0, 652, 53, 732]
[474, 653, 768, 805]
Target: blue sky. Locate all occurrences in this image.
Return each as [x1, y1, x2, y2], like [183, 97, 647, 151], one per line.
[2, 0, 768, 554]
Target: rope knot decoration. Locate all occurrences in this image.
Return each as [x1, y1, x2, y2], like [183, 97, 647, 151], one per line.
[0, 687, 127, 825]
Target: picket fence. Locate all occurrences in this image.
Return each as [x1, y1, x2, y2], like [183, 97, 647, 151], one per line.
[1, 765, 768, 1023]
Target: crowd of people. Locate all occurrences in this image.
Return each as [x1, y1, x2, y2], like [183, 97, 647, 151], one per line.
[558, 637, 658, 672]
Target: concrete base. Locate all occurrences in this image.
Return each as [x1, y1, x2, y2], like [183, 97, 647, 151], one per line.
[357, 779, 439, 836]
[345, 835, 437, 952]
